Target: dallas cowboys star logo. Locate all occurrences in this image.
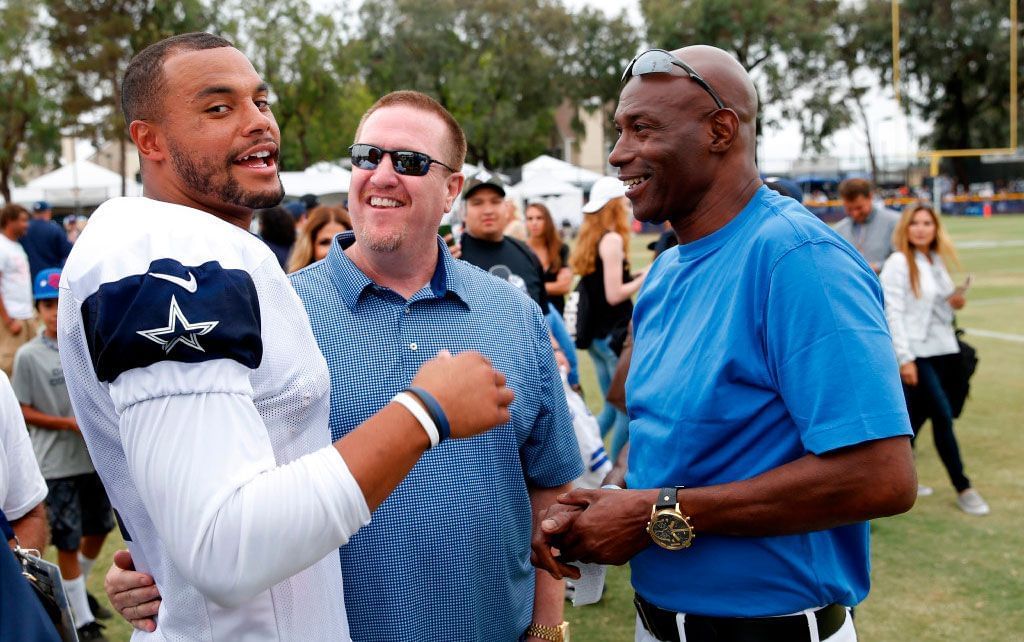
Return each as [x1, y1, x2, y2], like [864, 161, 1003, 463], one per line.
[136, 295, 219, 354]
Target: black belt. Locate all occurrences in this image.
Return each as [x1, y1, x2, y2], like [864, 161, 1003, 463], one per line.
[634, 594, 847, 642]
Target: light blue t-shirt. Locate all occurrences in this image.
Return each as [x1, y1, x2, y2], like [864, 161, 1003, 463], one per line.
[289, 233, 582, 642]
[625, 186, 911, 617]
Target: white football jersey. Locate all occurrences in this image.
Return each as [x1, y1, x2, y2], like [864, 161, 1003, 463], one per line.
[59, 197, 370, 641]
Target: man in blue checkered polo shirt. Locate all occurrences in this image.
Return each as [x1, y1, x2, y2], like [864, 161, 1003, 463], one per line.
[288, 91, 581, 642]
[288, 92, 581, 642]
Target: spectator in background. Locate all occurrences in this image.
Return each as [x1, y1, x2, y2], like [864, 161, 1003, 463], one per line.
[460, 171, 549, 310]
[0, 204, 36, 377]
[257, 205, 297, 269]
[879, 203, 989, 516]
[14, 268, 114, 640]
[525, 202, 579, 388]
[21, 201, 72, 280]
[835, 178, 900, 272]
[569, 176, 646, 461]
[287, 205, 352, 273]
[504, 197, 527, 241]
[526, 203, 571, 316]
[64, 216, 88, 244]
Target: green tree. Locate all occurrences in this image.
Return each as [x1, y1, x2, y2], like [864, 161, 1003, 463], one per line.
[359, 0, 586, 169]
[0, 1, 61, 203]
[561, 7, 642, 144]
[46, 0, 214, 195]
[640, 0, 842, 156]
[858, 0, 1022, 188]
[220, 0, 373, 171]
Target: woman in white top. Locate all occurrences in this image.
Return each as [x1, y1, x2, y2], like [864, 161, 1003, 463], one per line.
[879, 203, 989, 516]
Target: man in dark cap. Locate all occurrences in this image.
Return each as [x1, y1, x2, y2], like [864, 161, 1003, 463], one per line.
[21, 201, 72, 280]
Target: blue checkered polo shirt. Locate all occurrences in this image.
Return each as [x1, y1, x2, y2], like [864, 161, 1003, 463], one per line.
[289, 232, 583, 642]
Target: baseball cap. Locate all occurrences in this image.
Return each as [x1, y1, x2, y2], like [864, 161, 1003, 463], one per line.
[33, 200, 51, 212]
[283, 201, 307, 220]
[34, 268, 61, 301]
[462, 169, 506, 200]
[582, 176, 628, 214]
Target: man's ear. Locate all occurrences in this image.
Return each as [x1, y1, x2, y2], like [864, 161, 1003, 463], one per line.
[444, 172, 466, 212]
[707, 109, 739, 153]
[130, 120, 166, 162]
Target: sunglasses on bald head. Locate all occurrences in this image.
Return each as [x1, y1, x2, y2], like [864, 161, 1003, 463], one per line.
[349, 143, 457, 177]
[621, 48, 727, 110]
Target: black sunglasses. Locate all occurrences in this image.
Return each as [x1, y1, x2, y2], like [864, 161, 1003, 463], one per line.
[349, 143, 457, 176]
[621, 49, 727, 110]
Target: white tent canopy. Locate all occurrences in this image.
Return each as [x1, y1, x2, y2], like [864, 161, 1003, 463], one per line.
[512, 175, 584, 229]
[521, 154, 603, 188]
[16, 159, 141, 208]
[279, 161, 351, 200]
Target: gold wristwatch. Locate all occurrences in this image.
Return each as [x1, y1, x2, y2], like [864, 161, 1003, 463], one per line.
[525, 621, 570, 642]
[646, 487, 694, 550]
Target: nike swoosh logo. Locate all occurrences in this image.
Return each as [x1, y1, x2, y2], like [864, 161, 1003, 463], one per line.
[149, 271, 198, 293]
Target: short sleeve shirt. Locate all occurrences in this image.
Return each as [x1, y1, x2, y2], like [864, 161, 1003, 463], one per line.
[459, 234, 549, 310]
[13, 336, 94, 479]
[833, 205, 900, 267]
[0, 236, 33, 320]
[289, 232, 582, 642]
[0, 371, 46, 521]
[626, 186, 912, 617]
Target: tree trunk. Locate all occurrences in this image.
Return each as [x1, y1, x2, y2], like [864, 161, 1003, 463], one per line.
[853, 94, 879, 185]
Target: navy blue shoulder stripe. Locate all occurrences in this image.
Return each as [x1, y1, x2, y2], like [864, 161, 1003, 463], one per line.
[80, 258, 262, 383]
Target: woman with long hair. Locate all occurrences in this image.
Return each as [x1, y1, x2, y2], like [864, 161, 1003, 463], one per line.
[879, 202, 988, 515]
[287, 205, 352, 273]
[525, 202, 579, 387]
[569, 177, 647, 460]
[525, 202, 571, 315]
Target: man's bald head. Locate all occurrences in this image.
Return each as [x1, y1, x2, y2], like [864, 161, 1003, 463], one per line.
[675, 46, 758, 143]
[609, 45, 762, 234]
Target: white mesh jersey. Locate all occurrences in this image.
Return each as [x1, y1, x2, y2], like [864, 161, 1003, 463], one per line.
[58, 197, 370, 641]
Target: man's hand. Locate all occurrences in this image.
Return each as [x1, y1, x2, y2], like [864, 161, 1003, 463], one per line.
[410, 350, 514, 438]
[531, 502, 583, 580]
[900, 362, 918, 386]
[6, 318, 22, 335]
[105, 549, 160, 632]
[539, 488, 655, 567]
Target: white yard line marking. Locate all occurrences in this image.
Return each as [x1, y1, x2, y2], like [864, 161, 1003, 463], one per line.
[963, 328, 1024, 343]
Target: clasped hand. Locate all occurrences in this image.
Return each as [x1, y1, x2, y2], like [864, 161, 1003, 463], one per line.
[530, 487, 656, 580]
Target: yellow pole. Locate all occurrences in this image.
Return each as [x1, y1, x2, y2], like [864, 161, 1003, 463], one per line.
[1011, 0, 1018, 148]
[892, 0, 901, 105]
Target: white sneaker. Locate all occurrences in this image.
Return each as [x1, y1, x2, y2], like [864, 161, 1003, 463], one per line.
[917, 484, 934, 497]
[957, 488, 990, 516]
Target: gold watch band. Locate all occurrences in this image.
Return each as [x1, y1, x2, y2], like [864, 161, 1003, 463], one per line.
[525, 621, 569, 642]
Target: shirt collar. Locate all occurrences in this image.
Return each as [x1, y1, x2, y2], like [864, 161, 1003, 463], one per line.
[854, 207, 877, 226]
[325, 231, 471, 311]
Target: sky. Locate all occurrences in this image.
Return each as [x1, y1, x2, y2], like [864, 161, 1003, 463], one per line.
[310, 0, 926, 174]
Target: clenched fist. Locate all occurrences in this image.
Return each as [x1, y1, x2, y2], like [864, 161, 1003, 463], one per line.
[411, 350, 514, 438]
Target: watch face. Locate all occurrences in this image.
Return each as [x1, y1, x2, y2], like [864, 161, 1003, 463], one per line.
[650, 512, 693, 550]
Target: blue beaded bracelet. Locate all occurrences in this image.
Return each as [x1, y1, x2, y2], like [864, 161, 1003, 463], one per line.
[405, 386, 451, 444]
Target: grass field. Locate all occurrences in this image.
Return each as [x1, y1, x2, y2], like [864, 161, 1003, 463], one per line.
[76, 215, 1022, 641]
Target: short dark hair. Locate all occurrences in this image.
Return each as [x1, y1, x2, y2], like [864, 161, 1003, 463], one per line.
[1, 204, 28, 228]
[258, 206, 297, 246]
[355, 91, 467, 170]
[839, 178, 873, 201]
[121, 32, 234, 125]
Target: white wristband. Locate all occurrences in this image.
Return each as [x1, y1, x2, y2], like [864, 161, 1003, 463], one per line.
[392, 392, 440, 448]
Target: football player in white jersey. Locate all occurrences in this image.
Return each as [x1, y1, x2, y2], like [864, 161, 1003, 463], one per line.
[58, 32, 513, 641]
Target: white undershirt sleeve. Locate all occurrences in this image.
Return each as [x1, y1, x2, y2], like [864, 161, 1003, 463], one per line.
[116, 363, 370, 608]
